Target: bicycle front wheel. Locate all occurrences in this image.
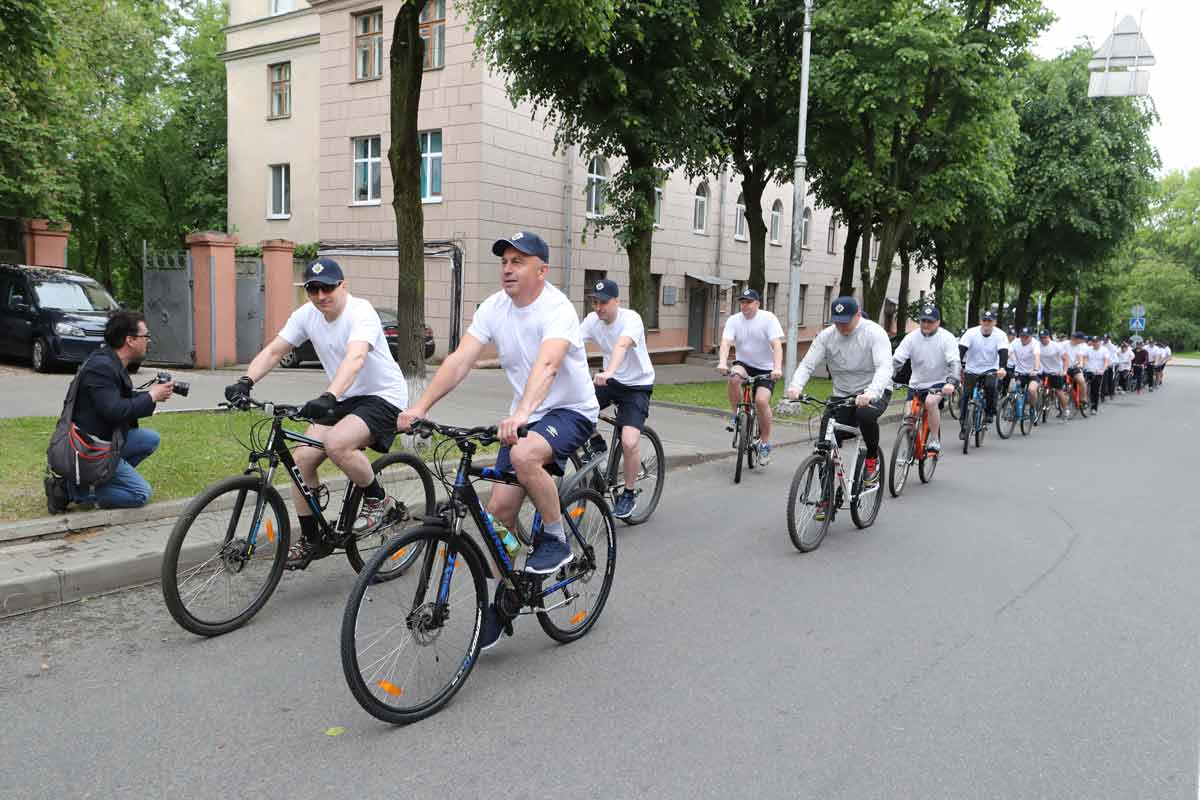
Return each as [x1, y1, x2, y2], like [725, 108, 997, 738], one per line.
[947, 387, 961, 419]
[888, 425, 914, 498]
[1020, 401, 1035, 435]
[734, 412, 748, 484]
[161, 476, 289, 637]
[918, 449, 938, 483]
[537, 488, 616, 643]
[341, 526, 486, 725]
[345, 452, 437, 578]
[609, 424, 665, 525]
[996, 396, 1015, 439]
[787, 453, 833, 552]
[851, 455, 884, 529]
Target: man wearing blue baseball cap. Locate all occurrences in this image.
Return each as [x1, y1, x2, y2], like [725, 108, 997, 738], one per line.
[225, 256, 412, 567]
[1007, 326, 1042, 423]
[580, 278, 656, 519]
[890, 303, 959, 452]
[398, 230, 599, 651]
[957, 310, 1008, 432]
[717, 287, 784, 465]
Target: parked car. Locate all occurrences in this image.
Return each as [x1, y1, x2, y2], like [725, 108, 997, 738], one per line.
[279, 308, 435, 367]
[0, 263, 120, 372]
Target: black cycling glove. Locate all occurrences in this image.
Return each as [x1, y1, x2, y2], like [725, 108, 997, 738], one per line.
[300, 392, 338, 421]
[224, 375, 254, 404]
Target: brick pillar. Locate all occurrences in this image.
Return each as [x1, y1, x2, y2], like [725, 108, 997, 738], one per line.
[260, 239, 297, 343]
[23, 219, 71, 268]
[186, 232, 239, 368]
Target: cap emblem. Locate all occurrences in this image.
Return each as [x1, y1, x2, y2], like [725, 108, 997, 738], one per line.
[512, 232, 524, 240]
[311, 264, 324, 274]
[835, 304, 844, 313]
[596, 282, 605, 290]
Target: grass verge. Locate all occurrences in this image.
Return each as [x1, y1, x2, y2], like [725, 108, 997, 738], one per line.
[652, 377, 833, 415]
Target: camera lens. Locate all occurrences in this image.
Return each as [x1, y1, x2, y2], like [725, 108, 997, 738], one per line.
[174, 381, 190, 397]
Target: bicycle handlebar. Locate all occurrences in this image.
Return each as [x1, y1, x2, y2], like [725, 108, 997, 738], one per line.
[405, 418, 530, 446]
[219, 397, 307, 420]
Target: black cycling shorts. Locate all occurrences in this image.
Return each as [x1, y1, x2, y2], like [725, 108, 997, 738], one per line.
[319, 395, 401, 453]
[595, 380, 653, 431]
[733, 361, 777, 394]
[1042, 373, 1065, 390]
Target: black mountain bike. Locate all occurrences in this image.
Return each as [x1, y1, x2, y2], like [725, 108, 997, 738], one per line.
[161, 398, 435, 637]
[729, 373, 774, 484]
[340, 419, 617, 725]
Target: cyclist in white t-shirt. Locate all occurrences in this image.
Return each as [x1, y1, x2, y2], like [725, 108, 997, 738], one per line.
[226, 258, 410, 567]
[580, 278, 655, 520]
[1038, 330, 1071, 416]
[1067, 331, 1090, 402]
[717, 288, 784, 465]
[1083, 336, 1109, 412]
[957, 311, 1009, 433]
[398, 231, 599, 651]
[1008, 327, 1042, 419]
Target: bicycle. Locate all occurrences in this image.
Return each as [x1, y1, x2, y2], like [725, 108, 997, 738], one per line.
[340, 419, 617, 725]
[784, 395, 884, 552]
[960, 371, 996, 454]
[947, 382, 962, 420]
[997, 374, 1037, 439]
[557, 412, 665, 526]
[1067, 369, 1090, 418]
[727, 373, 775, 484]
[889, 384, 947, 497]
[161, 398, 436, 637]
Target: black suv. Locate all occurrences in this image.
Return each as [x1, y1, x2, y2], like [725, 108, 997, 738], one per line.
[0, 263, 120, 371]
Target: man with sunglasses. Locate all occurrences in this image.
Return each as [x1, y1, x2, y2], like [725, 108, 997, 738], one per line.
[226, 257, 409, 566]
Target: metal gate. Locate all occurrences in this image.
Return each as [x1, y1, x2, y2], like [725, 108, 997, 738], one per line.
[235, 257, 264, 364]
[142, 248, 194, 366]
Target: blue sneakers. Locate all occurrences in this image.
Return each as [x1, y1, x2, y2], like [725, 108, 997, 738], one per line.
[758, 443, 772, 465]
[480, 603, 504, 651]
[612, 489, 636, 519]
[524, 533, 573, 574]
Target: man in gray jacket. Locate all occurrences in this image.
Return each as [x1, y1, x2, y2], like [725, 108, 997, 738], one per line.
[786, 296, 893, 485]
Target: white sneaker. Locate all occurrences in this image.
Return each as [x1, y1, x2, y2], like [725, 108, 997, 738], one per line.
[926, 437, 940, 453]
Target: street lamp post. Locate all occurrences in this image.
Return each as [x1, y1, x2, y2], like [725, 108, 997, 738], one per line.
[783, 0, 814, 384]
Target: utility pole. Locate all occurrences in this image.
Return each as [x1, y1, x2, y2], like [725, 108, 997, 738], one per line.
[783, 0, 814, 383]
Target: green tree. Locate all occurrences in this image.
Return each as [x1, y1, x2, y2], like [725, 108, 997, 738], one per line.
[463, 0, 743, 320]
[1143, 168, 1200, 279]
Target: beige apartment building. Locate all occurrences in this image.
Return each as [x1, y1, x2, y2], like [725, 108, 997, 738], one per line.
[223, 0, 928, 360]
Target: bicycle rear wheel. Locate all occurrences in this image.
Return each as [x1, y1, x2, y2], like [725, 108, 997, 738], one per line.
[918, 449, 938, 483]
[888, 425, 914, 498]
[996, 396, 1015, 439]
[609, 424, 665, 525]
[161, 476, 289, 637]
[851, 455, 884, 529]
[345, 452, 437, 578]
[340, 526, 485, 725]
[962, 403, 972, 455]
[746, 413, 759, 471]
[787, 453, 833, 552]
[947, 386, 961, 419]
[537, 488, 616, 643]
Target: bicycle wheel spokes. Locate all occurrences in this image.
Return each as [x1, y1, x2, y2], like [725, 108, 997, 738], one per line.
[889, 426, 914, 497]
[162, 478, 288, 636]
[610, 426, 665, 525]
[346, 453, 437, 577]
[537, 489, 616, 643]
[342, 530, 483, 724]
[787, 454, 832, 552]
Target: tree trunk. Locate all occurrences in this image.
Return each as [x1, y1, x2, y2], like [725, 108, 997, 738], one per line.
[389, 0, 428, 381]
[839, 216, 861, 296]
[1013, 271, 1034, 330]
[857, 212, 874, 309]
[896, 246, 912, 336]
[967, 265, 985, 326]
[1043, 285, 1058, 331]
[995, 276, 1006, 328]
[863, 212, 912, 322]
[933, 238, 946, 300]
[620, 147, 658, 321]
[740, 168, 768, 296]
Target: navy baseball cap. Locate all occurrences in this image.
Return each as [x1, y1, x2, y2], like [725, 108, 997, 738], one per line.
[492, 230, 550, 262]
[1039, 330, 1052, 338]
[981, 311, 997, 321]
[830, 296, 858, 323]
[1019, 327, 1032, 336]
[297, 257, 344, 286]
[918, 304, 940, 321]
[1071, 331, 1085, 339]
[587, 278, 619, 301]
[738, 288, 762, 303]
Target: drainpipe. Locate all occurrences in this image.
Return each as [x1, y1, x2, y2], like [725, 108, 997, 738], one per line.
[712, 166, 729, 351]
[562, 145, 576, 296]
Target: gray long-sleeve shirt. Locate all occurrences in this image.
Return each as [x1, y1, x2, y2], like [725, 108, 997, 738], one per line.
[789, 318, 894, 400]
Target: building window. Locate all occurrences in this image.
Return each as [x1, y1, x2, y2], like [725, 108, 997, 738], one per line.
[822, 286, 833, 324]
[268, 62, 291, 118]
[798, 284, 808, 326]
[871, 235, 880, 261]
[826, 216, 838, 254]
[269, 164, 290, 217]
[419, 0, 445, 69]
[270, 0, 295, 14]
[693, 182, 709, 234]
[586, 157, 608, 217]
[730, 280, 744, 315]
[420, 130, 442, 201]
[734, 193, 747, 241]
[352, 135, 382, 203]
[769, 199, 783, 245]
[801, 207, 813, 248]
[766, 282, 778, 313]
[647, 274, 661, 329]
[354, 10, 384, 80]
[653, 187, 664, 227]
[583, 269, 606, 317]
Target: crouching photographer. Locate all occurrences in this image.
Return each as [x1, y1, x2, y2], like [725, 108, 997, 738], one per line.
[44, 310, 175, 513]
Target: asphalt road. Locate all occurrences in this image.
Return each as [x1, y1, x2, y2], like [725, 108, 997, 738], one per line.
[2, 370, 1198, 798]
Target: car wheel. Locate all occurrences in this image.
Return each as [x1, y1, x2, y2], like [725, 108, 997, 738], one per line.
[31, 338, 54, 373]
[279, 349, 301, 368]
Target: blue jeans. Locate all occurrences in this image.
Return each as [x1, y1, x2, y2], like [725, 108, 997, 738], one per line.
[69, 427, 159, 509]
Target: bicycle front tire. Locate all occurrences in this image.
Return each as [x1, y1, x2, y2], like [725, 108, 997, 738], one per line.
[851, 455, 884, 529]
[734, 412, 749, 484]
[344, 452, 437, 578]
[996, 396, 1015, 439]
[787, 453, 833, 552]
[609, 424, 665, 525]
[889, 425, 914, 498]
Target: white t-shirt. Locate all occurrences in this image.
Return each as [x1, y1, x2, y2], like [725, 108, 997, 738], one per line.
[278, 295, 408, 409]
[1117, 348, 1133, 370]
[723, 310, 784, 371]
[580, 308, 655, 388]
[1009, 338, 1040, 374]
[959, 326, 1008, 374]
[1084, 346, 1108, 373]
[1070, 342, 1089, 367]
[1039, 340, 1067, 375]
[467, 282, 599, 424]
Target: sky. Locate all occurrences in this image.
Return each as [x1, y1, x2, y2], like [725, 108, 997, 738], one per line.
[1036, 1, 1197, 175]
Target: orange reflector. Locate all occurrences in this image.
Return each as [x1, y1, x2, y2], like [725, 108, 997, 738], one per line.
[265, 519, 275, 543]
[570, 611, 587, 625]
[378, 680, 404, 696]
[569, 506, 585, 520]
[389, 547, 408, 562]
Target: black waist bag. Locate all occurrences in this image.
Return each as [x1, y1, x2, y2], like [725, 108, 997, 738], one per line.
[47, 355, 125, 490]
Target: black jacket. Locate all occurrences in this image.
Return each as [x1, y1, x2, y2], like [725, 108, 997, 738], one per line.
[71, 347, 156, 441]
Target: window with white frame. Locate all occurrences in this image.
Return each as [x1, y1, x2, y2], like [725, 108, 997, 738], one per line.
[802, 207, 813, 247]
[269, 163, 290, 217]
[354, 10, 384, 80]
[769, 199, 783, 245]
[693, 182, 709, 233]
[352, 136, 382, 203]
[270, 0, 295, 14]
[734, 193, 747, 240]
[647, 273, 661, 328]
[871, 235, 880, 261]
[419, 0, 445, 69]
[268, 62, 291, 118]
[586, 157, 608, 217]
[420, 130, 442, 201]
[730, 280, 744, 314]
[654, 186, 664, 227]
[826, 215, 838, 254]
